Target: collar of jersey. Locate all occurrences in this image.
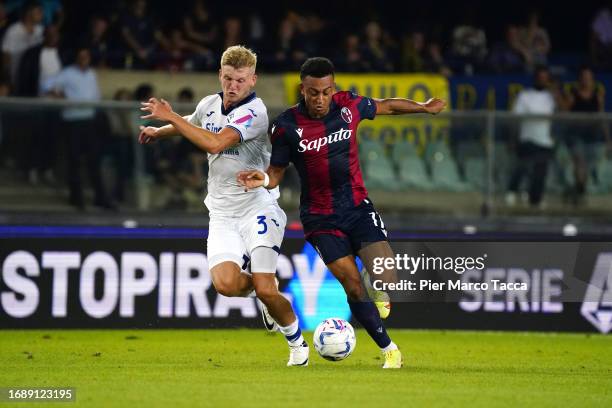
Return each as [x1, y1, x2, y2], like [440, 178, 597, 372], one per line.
[218, 91, 257, 116]
[297, 98, 338, 120]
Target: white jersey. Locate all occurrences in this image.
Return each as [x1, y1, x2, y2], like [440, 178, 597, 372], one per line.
[513, 88, 556, 148]
[188, 92, 279, 217]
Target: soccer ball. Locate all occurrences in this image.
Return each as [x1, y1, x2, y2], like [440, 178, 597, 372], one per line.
[313, 318, 356, 361]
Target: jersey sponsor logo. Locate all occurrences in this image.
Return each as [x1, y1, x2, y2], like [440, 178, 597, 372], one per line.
[221, 147, 239, 156]
[233, 114, 254, 129]
[296, 128, 303, 138]
[581, 253, 612, 334]
[205, 123, 223, 133]
[341, 107, 353, 124]
[297, 129, 352, 153]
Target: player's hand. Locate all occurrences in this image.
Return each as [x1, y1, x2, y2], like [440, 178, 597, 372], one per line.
[140, 97, 174, 121]
[236, 170, 265, 191]
[138, 125, 160, 144]
[423, 98, 446, 115]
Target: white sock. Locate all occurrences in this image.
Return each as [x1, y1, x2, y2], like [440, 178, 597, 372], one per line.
[381, 341, 398, 353]
[278, 319, 304, 346]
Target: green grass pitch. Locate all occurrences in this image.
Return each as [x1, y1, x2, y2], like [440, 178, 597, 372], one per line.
[1, 329, 611, 407]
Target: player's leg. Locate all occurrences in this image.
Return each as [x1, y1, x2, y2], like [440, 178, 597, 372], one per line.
[251, 259, 295, 326]
[325, 254, 402, 368]
[348, 199, 395, 318]
[309, 232, 402, 368]
[209, 262, 253, 297]
[207, 216, 253, 297]
[243, 204, 308, 366]
[251, 248, 308, 366]
[356, 241, 395, 318]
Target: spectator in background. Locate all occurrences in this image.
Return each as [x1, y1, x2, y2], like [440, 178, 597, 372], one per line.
[335, 34, 368, 72]
[220, 16, 243, 51]
[177, 87, 193, 103]
[16, 24, 61, 185]
[362, 21, 394, 72]
[168, 87, 207, 210]
[487, 25, 527, 73]
[2, 1, 43, 86]
[298, 13, 326, 57]
[43, 47, 113, 210]
[0, 78, 11, 169]
[158, 28, 215, 71]
[104, 88, 134, 203]
[0, 2, 8, 45]
[4, 0, 63, 26]
[506, 66, 563, 208]
[590, 2, 612, 70]
[120, 0, 168, 69]
[564, 66, 609, 205]
[87, 15, 112, 68]
[16, 23, 60, 96]
[450, 10, 487, 74]
[182, 0, 218, 49]
[401, 30, 449, 74]
[518, 11, 551, 71]
[271, 12, 307, 71]
[247, 12, 265, 51]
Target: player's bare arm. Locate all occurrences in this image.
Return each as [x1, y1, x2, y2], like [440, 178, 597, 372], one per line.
[374, 97, 446, 115]
[138, 118, 190, 144]
[237, 165, 286, 191]
[141, 97, 239, 154]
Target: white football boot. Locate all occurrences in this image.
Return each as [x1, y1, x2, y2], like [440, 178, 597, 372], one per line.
[287, 341, 309, 367]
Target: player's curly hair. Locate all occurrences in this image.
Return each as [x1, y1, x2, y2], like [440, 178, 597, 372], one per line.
[300, 57, 335, 80]
[220, 45, 257, 70]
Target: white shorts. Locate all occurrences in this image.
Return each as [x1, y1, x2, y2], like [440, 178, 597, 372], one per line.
[207, 203, 287, 271]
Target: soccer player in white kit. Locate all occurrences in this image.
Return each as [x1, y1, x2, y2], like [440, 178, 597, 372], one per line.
[138, 46, 309, 366]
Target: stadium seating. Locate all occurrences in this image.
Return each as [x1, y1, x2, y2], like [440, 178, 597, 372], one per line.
[363, 150, 399, 191]
[398, 156, 435, 190]
[430, 152, 471, 192]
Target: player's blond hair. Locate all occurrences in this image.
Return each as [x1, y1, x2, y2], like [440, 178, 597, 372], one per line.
[220, 45, 257, 71]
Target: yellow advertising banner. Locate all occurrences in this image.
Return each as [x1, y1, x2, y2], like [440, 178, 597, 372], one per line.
[282, 73, 451, 150]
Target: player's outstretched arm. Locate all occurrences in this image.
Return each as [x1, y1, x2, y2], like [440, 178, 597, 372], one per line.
[236, 165, 286, 191]
[141, 97, 239, 154]
[138, 123, 186, 144]
[374, 97, 446, 116]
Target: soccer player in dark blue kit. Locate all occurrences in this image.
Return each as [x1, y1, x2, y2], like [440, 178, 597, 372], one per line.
[238, 57, 446, 368]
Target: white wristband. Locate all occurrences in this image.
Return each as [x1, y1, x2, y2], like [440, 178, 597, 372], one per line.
[263, 172, 270, 188]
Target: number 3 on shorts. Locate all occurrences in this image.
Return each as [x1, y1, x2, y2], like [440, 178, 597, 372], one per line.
[257, 215, 267, 234]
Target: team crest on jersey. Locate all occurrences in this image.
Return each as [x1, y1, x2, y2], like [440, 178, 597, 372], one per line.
[341, 107, 352, 123]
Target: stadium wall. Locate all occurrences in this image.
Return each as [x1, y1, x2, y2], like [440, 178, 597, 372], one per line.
[0, 226, 610, 334]
[97, 70, 612, 113]
[96, 70, 286, 106]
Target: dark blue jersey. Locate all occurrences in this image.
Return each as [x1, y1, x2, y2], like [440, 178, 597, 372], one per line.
[270, 91, 377, 218]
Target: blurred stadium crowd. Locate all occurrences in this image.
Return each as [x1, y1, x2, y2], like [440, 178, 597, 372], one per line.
[0, 0, 611, 218]
[0, 0, 611, 83]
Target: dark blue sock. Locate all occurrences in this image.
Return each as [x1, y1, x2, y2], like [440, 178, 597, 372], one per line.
[348, 300, 391, 348]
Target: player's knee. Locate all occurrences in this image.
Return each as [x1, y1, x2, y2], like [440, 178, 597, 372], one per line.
[212, 276, 241, 297]
[254, 279, 278, 304]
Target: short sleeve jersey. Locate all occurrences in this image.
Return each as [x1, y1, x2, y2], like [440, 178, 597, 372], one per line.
[188, 92, 279, 217]
[269, 91, 377, 218]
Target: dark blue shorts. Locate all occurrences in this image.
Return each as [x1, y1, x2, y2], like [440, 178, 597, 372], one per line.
[303, 198, 388, 265]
